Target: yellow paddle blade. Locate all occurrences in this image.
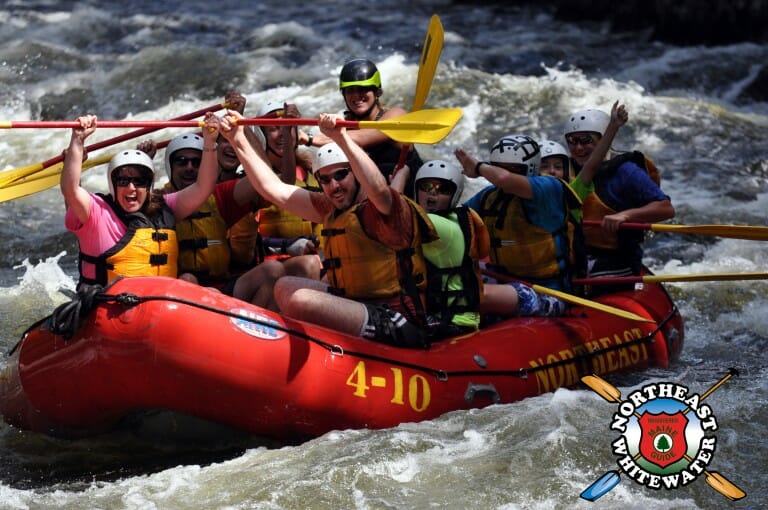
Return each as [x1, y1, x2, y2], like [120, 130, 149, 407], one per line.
[357, 108, 462, 144]
[651, 223, 768, 241]
[531, 284, 655, 323]
[0, 161, 47, 188]
[581, 375, 622, 403]
[0, 152, 113, 203]
[413, 15, 444, 110]
[704, 471, 746, 501]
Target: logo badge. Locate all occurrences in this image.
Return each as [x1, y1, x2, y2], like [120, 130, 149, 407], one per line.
[637, 411, 688, 469]
[579, 369, 746, 502]
[230, 308, 286, 340]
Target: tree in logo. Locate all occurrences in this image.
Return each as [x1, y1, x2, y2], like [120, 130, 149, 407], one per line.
[579, 369, 745, 502]
[654, 433, 672, 453]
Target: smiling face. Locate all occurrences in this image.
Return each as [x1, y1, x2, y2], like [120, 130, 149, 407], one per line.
[113, 166, 152, 213]
[565, 132, 598, 167]
[315, 164, 358, 211]
[169, 148, 202, 190]
[342, 86, 379, 119]
[216, 134, 240, 181]
[262, 125, 289, 159]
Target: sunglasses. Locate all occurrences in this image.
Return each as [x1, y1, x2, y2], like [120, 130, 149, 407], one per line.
[417, 180, 455, 195]
[115, 176, 152, 188]
[171, 156, 202, 168]
[565, 134, 595, 146]
[316, 168, 351, 185]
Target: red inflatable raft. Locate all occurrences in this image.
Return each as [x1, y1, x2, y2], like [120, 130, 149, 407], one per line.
[0, 276, 683, 441]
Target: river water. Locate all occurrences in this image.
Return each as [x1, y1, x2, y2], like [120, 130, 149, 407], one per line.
[0, 1, 766, 508]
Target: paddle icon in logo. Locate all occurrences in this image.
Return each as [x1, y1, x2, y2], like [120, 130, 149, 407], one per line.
[579, 369, 746, 502]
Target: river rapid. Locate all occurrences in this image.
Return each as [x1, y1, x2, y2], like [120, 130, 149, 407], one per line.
[0, 1, 766, 508]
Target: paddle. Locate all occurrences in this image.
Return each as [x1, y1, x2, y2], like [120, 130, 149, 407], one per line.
[0, 153, 113, 203]
[583, 220, 768, 242]
[0, 102, 223, 189]
[480, 268, 654, 323]
[0, 108, 463, 145]
[573, 272, 768, 285]
[0, 139, 176, 203]
[394, 14, 444, 172]
[580, 370, 745, 502]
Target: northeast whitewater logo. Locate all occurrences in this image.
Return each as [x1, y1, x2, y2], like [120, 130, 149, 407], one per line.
[580, 369, 746, 502]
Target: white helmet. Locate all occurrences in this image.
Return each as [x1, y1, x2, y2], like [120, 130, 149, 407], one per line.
[564, 109, 610, 137]
[489, 134, 541, 177]
[312, 142, 349, 173]
[107, 150, 155, 198]
[257, 100, 285, 119]
[164, 133, 204, 179]
[256, 100, 286, 152]
[540, 140, 569, 159]
[414, 160, 464, 208]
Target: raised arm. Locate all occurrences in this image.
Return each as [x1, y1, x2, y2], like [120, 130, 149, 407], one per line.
[172, 112, 221, 220]
[578, 100, 628, 187]
[454, 147, 533, 199]
[320, 113, 393, 214]
[276, 103, 303, 185]
[307, 106, 407, 149]
[220, 110, 323, 224]
[60, 115, 98, 224]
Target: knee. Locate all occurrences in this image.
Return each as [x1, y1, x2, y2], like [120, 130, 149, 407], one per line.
[178, 273, 198, 284]
[275, 280, 314, 315]
[260, 260, 286, 283]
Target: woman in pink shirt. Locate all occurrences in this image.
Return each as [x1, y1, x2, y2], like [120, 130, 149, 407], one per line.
[61, 113, 220, 287]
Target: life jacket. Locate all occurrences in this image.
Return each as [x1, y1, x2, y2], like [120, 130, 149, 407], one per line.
[424, 207, 486, 330]
[175, 194, 231, 283]
[78, 194, 178, 286]
[321, 196, 437, 322]
[478, 180, 582, 287]
[227, 212, 260, 271]
[257, 166, 323, 244]
[582, 150, 658, 253]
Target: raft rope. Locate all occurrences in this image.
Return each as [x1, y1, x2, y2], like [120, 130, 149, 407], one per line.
[11, 281, 677, 382]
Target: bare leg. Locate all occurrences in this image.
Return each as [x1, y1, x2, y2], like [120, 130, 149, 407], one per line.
[480, 283, 519, 316]
[178, 272, 199, 284]
[282, 254, 322, 280]
[232, 260, 286, 311]
[274, 276, 366, 336]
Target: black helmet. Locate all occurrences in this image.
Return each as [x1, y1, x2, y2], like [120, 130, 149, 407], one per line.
[339, 59, 381, 90]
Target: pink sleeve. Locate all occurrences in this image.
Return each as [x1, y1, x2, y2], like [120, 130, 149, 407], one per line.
[65, 193, 127, 260]
[163, 191, 178, 212]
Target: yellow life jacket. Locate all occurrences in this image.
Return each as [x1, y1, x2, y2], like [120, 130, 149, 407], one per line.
[479, 182, 579, 282]
[321, 197, 436, 316]
[227, 212, 259, 270]
[175, 195, 231, 282]
[79, 197, 178, 286]
[258, 166, 323, 251]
